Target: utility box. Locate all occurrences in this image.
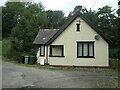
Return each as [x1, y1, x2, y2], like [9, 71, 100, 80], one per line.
[40, 58, 44, 65]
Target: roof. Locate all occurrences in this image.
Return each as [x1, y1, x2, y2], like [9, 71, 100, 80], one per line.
[46, 11, 111, 45]
[33, 29, 59, 44]
[33, 11, 111, 45]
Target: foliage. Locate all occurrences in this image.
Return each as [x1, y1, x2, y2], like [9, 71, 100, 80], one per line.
[2, 38, 20, 60]
[96, 6, 118, 58]
[46, 10, 66, 28]
[109, 59, 119, 70]
[2, 2, 118, 60]
[0, 41, 1, 56]
[109, 48, 118, 58]
[96, 6, 118, 46]
[2, 38, 12, 58]
[2, 2, 66, 60]
[2, 2, 25, 38]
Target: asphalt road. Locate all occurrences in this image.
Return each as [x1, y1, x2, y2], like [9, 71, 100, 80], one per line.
[2, 61, 118, 88]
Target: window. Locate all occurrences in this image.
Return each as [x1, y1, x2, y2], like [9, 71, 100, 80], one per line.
[76, 24, 80, 31]
[77, 42, 94, 58]
[76, 19, 80, 31]
[50, 45, 64, 57]
[40, 45, 45, 56]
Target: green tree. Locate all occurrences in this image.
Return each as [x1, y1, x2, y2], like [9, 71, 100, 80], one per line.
[68, 5, 88, 17]
[11, 2, 48, 53]
[2, 2, 25, 38]
[96, 6, 117, 46]
[2, 2, 48, 59]
[46, 10, 66, 28]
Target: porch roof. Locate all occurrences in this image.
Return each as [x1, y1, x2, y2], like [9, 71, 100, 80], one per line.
[33, 29, 59, 45]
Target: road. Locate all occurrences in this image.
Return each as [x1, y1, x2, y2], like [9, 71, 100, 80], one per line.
[2, 61, 118, 88]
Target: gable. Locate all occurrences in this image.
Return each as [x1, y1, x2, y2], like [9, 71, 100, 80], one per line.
[49, 16, 107, 45]
[46, 12, 111, 45]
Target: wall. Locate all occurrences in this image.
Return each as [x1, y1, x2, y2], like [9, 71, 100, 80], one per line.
[48, 16, 109, 66]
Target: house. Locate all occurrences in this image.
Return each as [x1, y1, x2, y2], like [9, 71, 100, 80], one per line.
[33, 11, 111, 67]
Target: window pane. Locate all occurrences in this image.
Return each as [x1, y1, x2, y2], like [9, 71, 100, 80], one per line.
[78, 43, 82, 56]
[76, 24, 80, 31]
[89, 43, 93, 56]
[83, 43, 88, 56]
[52, 46, 62, 56]
[50, 45, 64, 57]
[41, 46, 44, 55]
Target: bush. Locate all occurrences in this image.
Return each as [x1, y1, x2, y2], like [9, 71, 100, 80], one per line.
[23, 48, 37, 56]
[2, 38, 12, 58]
[2, 38, 20, 60]
[109, 59, 119, 70]
[2, 38, 38, 62]
[0, 41, 2, 56]
[109, 48, 118, 58]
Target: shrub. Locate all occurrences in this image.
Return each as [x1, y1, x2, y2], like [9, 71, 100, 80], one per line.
[2, 38, 20, 60]
[109, 48, 118, 58]
[23, 48, 37, 56]
[2, 38, 12, 58]
[0, 41, 2, 56]
[109, 59, 119, 70]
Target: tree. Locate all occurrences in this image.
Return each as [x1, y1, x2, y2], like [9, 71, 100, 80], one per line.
[2, 2, 25, 38]
[68, 5, 88, 17]
[10, 2, 48, 53]
[46, 10, 66, 28]
[96, 6, 117, 46]
[2, 2, 48, 59]
[2, 2, 66, 59]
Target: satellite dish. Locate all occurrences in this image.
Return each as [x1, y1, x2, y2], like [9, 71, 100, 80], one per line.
[95, 35, 100, 40]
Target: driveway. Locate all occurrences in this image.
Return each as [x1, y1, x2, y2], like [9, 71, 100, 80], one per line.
[2, 61, 118, 88]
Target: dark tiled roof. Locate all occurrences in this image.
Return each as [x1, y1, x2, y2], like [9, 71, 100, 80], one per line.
[33, 29, 59, 44]
[46, 11, 111, 45]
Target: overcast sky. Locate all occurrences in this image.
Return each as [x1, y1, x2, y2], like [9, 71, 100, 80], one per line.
[0, 0, 118, 16]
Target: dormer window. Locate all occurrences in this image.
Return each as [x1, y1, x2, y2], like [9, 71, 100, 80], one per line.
[76, 19, 80, 31]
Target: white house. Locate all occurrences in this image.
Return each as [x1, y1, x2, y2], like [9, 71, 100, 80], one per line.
[33, 11, 111, 67]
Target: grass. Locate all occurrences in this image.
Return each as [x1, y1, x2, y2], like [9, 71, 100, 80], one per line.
[96, 79, 118, 88]
[48, 66, 118, 76]
[0, 41, 1, 56]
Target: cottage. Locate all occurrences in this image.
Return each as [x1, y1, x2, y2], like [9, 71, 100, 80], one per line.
[33, 11, 111, 67]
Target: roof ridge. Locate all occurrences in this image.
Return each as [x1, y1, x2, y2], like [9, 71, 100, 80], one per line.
[46, 11, 111, 45]
[39, 29, 59, 31]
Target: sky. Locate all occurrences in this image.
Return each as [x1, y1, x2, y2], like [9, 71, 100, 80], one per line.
[0, 0, 118, 16]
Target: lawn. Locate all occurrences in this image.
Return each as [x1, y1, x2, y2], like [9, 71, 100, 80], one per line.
[0, 41, 1, 56]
